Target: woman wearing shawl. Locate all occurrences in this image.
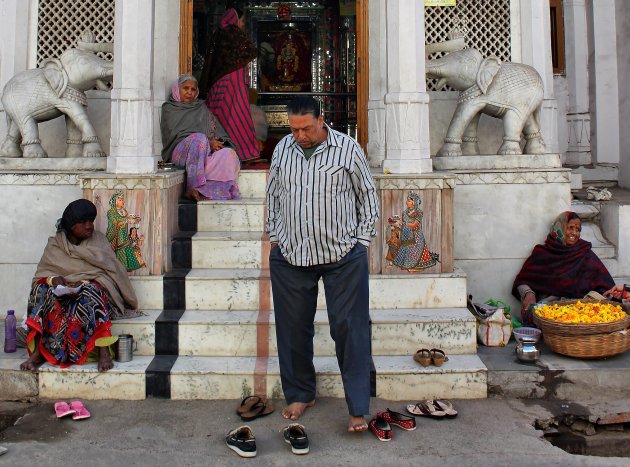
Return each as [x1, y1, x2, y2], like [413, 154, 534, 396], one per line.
[161, 74, 241, 201]
[199, 8, 260, 163]
[512, 211, 615, 325]
[20, 199, 139, 372]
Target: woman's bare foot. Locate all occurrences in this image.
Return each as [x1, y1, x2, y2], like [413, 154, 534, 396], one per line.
[282, 400, 315, 420]
[183, 189, 204, 202]
[20, 348, 45, 371]
[98, 347, 114, 372]
[348, 416, 368, 432]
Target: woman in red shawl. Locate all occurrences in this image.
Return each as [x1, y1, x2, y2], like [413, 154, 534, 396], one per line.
[512, 211, 615, 325]
[199, 8, 260, 163]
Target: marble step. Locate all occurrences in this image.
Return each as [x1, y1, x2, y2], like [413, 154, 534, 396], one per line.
[185, 268, 467, 310]
[0, 350, 485, 401]
[109, 308, 476, 358]
[237, 170, 268, 199]
[196, 198, 265, 232]
[191, 231, 266, 269]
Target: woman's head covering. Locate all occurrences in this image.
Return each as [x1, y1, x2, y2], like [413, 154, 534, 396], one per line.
[220, 8, 239, 28]
[406, 192, 422, 210]
[171, 74, 199, 102]
[58, 199, 97, 233]
[549, 211, 580, 245]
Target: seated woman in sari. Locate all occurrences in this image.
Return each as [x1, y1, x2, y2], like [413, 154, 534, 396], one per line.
[20, 199, 139, 372]
[512, 211, 615, 325]
[161, 74, 241, 201]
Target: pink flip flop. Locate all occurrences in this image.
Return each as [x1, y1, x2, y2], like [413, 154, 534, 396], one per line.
[54, 401, 76, 418]
[68, 401, 91, 420]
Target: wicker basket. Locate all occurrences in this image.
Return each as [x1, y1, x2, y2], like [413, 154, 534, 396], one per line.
[533, 299, 630, 359]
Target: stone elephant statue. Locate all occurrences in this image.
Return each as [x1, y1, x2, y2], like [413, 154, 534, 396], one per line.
[0, 36, 113, 158]
[426, 47, 546, 156]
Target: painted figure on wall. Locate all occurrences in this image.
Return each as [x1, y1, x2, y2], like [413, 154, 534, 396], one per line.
[386, 192, 439, 272]
[129, 227, 146, 269]
[106, 192, 144, 272]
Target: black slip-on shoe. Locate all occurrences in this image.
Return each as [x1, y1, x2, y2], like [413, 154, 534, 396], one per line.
[226, 425, 256, 458]
[283, 423, 309, 455]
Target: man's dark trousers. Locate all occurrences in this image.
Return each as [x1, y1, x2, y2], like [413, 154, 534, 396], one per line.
[269, 243, 371, 416]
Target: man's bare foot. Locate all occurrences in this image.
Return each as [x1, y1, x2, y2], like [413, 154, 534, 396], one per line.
[20, 349, 45, 371]
[98, 347, 114, 372]
[348, 416, 368, 432]
[282, 400, 315, 420]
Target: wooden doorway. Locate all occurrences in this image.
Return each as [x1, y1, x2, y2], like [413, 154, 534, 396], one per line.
[178, 1, 369, 149]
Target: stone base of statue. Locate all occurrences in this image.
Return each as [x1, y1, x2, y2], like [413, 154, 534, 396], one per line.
[432, 153, 561, 171]
[0, 158, 107, 172]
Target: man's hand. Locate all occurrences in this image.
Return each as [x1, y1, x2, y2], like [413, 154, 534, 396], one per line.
[270, 242, 279, 250]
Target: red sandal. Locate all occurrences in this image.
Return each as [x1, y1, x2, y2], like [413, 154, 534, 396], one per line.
[379, 409, 417, 431]
[368, 415, 393, 441]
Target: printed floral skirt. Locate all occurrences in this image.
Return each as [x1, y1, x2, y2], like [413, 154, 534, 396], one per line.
[172, 133, 241, 200]
[25, 279, 113, 368]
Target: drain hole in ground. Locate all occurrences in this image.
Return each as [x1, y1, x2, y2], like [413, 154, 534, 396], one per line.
[536, 414, 630, 457]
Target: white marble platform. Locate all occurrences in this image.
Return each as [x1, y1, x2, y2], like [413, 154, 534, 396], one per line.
[432, 154, 562, 171]
[185, 268, 468, 310]
[196, 199, 265, 232]
[177, 308, 476, 357]
[169, 355, 487, 400]
[130, 276, 163, 310]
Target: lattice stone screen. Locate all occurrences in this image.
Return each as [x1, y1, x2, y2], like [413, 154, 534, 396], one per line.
[36, 0, 116, 66]
[425, 0, 511, 91]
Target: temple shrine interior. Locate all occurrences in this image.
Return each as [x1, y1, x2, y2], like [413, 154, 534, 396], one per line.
[189, 1, 361, 158]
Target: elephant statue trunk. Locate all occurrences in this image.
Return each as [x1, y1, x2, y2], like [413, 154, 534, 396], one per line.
[0, 35, 114, 159]
[425, 46, 546, 156]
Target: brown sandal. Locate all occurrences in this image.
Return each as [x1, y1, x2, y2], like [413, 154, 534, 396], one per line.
[430, 348, 449, 367]
[240, 400, 274, 422]
[236, 395, 265, 416]
[413, 348, 432, 367]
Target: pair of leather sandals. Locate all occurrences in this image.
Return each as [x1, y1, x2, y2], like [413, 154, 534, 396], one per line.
[413, 348, 449, 367]
[236, 395, 274, 421]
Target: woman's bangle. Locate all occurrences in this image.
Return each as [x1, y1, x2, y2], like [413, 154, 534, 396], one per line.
[46, 276, 56, 286]
[522, 290, 536, 300]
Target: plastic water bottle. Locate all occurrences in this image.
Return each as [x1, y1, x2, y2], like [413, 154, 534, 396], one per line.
[4, 310, 17, 353]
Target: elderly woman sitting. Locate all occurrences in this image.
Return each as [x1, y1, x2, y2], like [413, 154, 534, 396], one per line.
[161, 74, 241, 201]
[512, 211, 615, 325]
[20, 199, 138, 372]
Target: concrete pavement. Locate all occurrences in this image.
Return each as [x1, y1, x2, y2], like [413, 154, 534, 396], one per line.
[1, 396, 628, 466]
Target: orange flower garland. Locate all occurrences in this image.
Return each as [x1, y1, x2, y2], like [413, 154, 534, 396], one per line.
[534, 301, 627, 324]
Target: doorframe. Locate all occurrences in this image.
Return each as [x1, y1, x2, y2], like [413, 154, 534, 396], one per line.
[179, 0, 193, 74]
[356, 0, 369, 150]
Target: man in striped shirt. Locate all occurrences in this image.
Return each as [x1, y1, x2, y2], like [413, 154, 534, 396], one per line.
[266, 97, 379, 433]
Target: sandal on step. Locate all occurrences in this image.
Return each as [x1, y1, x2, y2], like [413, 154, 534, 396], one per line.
[236, 395, 265, 416]
[413, 348, 432, 367]
[430, 348, 449, 367]
[379, 408, 417, 431]
[406, 401, 446, 418]
[240, 400, 274, 421]
[428, 399, 458, 418]
[368, 416, 393, 441]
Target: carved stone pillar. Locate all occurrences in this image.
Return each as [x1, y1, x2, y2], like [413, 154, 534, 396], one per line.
[519, 0, 559, 155]
[589, 0, 620, 165]
[366, 0, 386, 168]
[564, 0, 591, 166]
[108, 0, 157, 174]
[381, 0, 432, 174]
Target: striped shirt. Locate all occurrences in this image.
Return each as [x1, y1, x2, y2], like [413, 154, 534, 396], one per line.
[265, 125, 379, 266]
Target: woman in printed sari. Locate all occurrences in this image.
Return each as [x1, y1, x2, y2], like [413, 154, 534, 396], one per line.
[161, 74, 241, 201]
[199, 8, 260, 163]
[20, 199, 139, 372]
[512, 211, 615, 325]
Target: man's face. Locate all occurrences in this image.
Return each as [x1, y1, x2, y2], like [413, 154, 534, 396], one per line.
[288, 113, 325, 149]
